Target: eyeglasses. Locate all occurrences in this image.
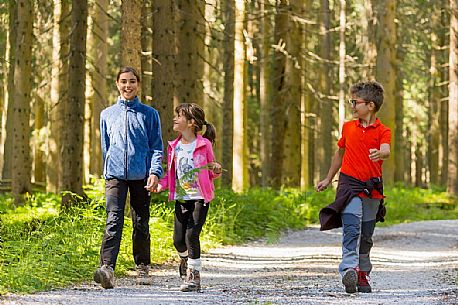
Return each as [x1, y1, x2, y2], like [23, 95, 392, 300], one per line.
[348, 99, 369, 107]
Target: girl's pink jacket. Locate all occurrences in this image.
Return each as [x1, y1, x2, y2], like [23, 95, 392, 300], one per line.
[158, 134, 221, 203]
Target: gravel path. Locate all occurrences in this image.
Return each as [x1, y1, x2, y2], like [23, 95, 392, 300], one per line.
[2, 220, 457, 305]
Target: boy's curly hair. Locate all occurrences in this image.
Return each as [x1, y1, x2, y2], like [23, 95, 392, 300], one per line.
[350, 81, 384, 112]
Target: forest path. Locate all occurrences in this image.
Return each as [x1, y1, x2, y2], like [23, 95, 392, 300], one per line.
[2, 220, 458, 305]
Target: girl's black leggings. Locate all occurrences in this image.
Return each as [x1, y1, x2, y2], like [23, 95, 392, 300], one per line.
[173, 199, 209, 259]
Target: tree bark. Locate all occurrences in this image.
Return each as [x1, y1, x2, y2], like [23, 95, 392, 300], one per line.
[121, 0, 142, 73]
[0, 0, 17, 181]
[259, 0, 272, 187]
[61, 0, 88, 201]
[270, 0, 288, 189]
[448, 0, 458, 194]
[152, 0, 176, 148]
[12, 0, 33, 202]
[373, 0, 397, 184]
[283, 0, 303, 187]
[232, 0, 248, 192]
[318, 0, 332, 179]
[222, 0, 235, 187]
[175, 0, 205, 105]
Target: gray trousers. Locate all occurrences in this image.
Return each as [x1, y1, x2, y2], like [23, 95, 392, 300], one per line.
[339, 196, 380, 276]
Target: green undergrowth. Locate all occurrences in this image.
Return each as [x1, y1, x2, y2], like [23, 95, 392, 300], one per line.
[0, 182, 456, 294]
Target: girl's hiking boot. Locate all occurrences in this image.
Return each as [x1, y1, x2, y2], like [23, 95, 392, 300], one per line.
[180, 268, 201, 292]
[179, 257, 188, 279]
[136, 263, 152, 285]
[357, 270, 372, 293]
[342, 268, 357, 293]
[93, 265, 115, 289]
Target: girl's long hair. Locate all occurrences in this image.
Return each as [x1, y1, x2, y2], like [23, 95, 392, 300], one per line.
[175, 103, 216, 145]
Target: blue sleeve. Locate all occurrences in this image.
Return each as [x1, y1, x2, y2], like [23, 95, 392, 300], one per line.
[148, 110, 164, 178]
[100, 112, 110, 167]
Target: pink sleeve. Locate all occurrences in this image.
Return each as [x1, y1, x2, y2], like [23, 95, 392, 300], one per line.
[206, 142, 221, 180]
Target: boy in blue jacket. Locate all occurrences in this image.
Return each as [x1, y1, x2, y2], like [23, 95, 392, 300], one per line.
[93, 67, 163, 289]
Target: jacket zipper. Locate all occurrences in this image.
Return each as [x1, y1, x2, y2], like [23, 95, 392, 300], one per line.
[124, 106, 128, 179]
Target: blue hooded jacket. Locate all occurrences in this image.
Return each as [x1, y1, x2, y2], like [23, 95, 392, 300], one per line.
[100, 96, 163, 180]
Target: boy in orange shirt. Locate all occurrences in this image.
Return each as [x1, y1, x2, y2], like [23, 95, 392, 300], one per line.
[317, 81, 391, 293]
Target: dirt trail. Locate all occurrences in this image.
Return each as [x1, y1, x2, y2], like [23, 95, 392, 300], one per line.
[2, 220, 457, 305]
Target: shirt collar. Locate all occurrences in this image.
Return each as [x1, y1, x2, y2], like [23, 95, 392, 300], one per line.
[356, 118, 381, 129]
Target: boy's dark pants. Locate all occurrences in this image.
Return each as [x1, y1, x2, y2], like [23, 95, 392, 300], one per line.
[173, 199, 209, 259]
[99, 179, 151, 270]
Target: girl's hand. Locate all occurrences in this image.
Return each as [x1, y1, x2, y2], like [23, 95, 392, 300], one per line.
[316, 178, 331, 192]
[154, 184, 163, 193]
[209, 162, 222, 174]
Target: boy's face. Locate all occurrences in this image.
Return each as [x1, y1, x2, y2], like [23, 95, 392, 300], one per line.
[116, 72, 138, 100]
[349, 95, 375, 119]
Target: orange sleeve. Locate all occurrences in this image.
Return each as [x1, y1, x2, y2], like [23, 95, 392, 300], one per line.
[380, 126, 391, 144]
[337, 123, 346, 148]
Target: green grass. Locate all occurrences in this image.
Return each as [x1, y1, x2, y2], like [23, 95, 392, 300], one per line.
[0, 183, 456, 294]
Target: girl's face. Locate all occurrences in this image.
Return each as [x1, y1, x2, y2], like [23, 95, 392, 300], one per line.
[116, 71, 138, 100]
[173, 110, 193, 133]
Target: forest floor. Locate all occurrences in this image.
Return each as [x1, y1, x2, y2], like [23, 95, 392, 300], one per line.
[2, 219, 457, 305]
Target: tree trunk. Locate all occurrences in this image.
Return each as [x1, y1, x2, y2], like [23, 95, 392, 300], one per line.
[0, 0, 17, 181]
[428, 3, 442, 186]
[89, 0, 108, 178]
[232, 0, 248, 192]
[61, 0, 88, 201]
[12, 0, 33, 202]
[448, 0, 458, 195]
[270, 0, 288, 189]
[283, 0, 303, 187]
[338, 0, 346, 134]
[48, 0, 69, 192]
[259, 0, 272, 187]
[152, 0, 176, 148]
[175, 0, 205, 105]
[362, 0, 376, 80]
[222, 0, 235, 187]
[440, 0, 449, 187]
[318, 0, 332, 179]
[121, 0, 141, 73]
[141, 0, 152, 103]
[373, 0, 397, 184]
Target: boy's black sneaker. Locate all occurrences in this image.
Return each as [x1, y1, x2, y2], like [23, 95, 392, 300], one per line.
[357, 270, 372, 293]
[342, 268, 357, 293]
[179, 257, 188, 279]
[94, 265, 115, 289]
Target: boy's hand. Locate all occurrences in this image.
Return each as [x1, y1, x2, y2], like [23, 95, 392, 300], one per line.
[369, 148, 381, 162]
[316, 178, 331, 192]
[209, 162, 222, 174]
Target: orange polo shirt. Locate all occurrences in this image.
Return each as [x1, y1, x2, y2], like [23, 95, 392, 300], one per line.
[337, 118, 391, 199]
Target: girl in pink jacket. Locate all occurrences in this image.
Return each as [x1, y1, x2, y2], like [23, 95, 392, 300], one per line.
[151, 103, 221, 292]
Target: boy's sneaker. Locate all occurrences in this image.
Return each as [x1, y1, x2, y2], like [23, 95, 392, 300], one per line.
[179, 257, 188, 279]
[342, 268, 358, 293]
[357, 270, 372, 293]
[180, 268, 201, 292]
[136, 263, 152, 285]
[93, 265, 115, 289]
